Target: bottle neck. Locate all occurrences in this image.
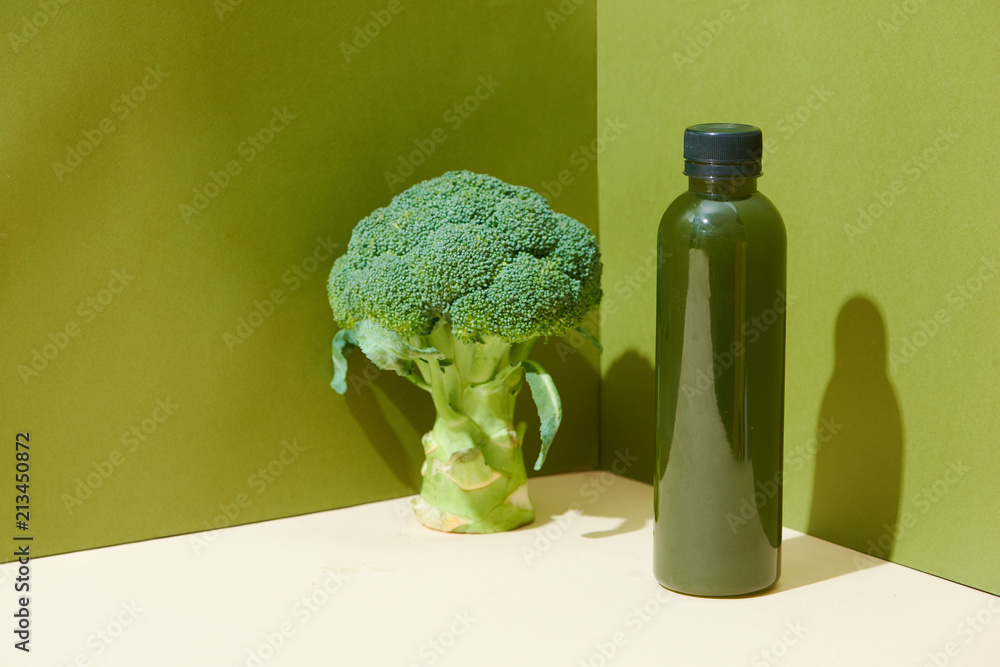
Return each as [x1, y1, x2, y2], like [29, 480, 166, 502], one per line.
[688, 176, 758, 199]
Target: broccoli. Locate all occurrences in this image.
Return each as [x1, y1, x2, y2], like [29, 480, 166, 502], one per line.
[328, 170, 602, 533]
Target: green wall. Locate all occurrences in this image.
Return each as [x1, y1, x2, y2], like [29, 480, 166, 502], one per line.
[0, 0, 599, 560]
[4, 0, 996, 597]
[597, 0, 999, 594]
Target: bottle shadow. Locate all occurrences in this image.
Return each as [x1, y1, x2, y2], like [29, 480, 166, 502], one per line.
[727, 532, 886, 597]
[525, 298, 905, 591]
[807, 296, 905, 560]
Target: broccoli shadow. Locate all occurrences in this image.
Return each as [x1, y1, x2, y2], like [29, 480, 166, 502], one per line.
[343, 363, 430, 493]
[600, 350, 656, 485]
[515, 348, 655, 538]
[525, 471, 652, 539]
[521, 338, 603, 476]
[807, 296, 905, 559]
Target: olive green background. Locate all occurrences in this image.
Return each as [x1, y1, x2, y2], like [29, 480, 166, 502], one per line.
[3, 0, 998, 597]
[0, 1, 599, 560]
[597, 0, 999, 595]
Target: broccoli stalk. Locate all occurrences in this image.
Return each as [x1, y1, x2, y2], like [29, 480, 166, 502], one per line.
[409, 323, 545, 532]
[328, 171, 601, 533]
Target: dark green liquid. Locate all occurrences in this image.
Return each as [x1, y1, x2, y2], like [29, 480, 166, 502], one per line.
[654, 176, 786, 596]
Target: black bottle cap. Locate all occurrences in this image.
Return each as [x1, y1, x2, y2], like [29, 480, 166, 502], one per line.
[683, 123, 763, 178]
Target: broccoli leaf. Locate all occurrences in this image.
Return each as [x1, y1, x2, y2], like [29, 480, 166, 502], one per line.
[352, 320, 442, 377]
[330, 328, 358, 395]
[575, 326, 603, 353]
[520, 359, 562, 470]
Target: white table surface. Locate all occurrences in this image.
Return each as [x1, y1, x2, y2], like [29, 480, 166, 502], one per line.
[3, 472, 999, 666]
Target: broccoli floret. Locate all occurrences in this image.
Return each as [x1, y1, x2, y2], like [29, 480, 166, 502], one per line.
[326, 170, 602, 534]
[327, 170, 601, 343]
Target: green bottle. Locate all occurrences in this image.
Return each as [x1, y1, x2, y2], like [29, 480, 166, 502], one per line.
[654, 124, 786, 596]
